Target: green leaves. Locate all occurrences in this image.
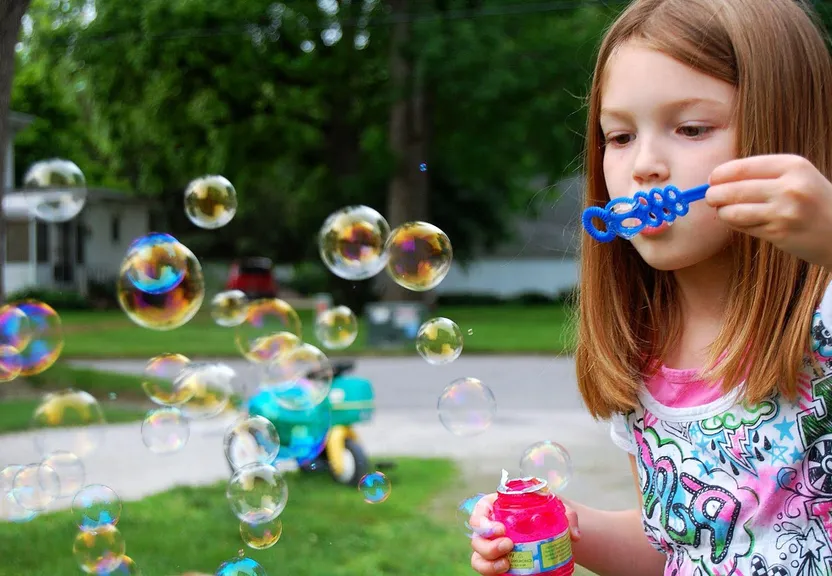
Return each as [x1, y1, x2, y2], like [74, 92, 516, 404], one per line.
[13, 0, 615, 267]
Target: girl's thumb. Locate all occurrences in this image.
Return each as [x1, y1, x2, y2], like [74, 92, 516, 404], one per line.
[566, 509, 581, 540]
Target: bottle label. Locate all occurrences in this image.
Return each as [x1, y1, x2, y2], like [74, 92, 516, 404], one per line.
[506, 529, 573, 575]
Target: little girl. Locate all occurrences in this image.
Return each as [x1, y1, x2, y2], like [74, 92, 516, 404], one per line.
[470, 0, 832, 574]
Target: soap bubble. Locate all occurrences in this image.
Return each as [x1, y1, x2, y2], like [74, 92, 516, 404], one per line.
[42, 450, 85, 499]
[72, 484, 122, 531]
[122, 233, 187, 295]
[224, 416, 280, 470]
[142, 353, 195, 406]
[226, 462, 289, 524]
[457, 493, 494, 538]
[72, 524, 126, 575]
[235, 298, 302, 363]
[184, 174, 238, 229]
[385, 221, 452, 291]
[240, 517, 283, 550]
[212, 290, 248, 327]
[0, 303, 33, 351]
[250, 391, 331, 465]
[266, 343, 333, 411]
[416, 317, 463, 365]
[108, 556, 141, 575]
[437, 377, 496, 437]
[22, 158, 87, 223]
[1, 491, 37, 523]
[519, 440, 573, 493]
[318, 205, 391, 280]
[117, 237, 205, 331]
[177, 362, 235, 420]
[0, 465, 37, 523]
[11, 462, 60, 511]
[216, 557, 268, 576]
[419, 163, 427, 172]
[250, 332, 302, 369]
[358, 471, 391, 504]
[32, 389, 106, 458]
[12, 300, 64, 376]
[314, 305, 358, 350]
[0, 344, 22, 382]
[141, 407, 190, 454]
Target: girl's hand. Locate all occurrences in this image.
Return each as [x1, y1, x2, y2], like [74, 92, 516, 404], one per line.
[706, 154, 832, 270]
[469, 493, 581, 575]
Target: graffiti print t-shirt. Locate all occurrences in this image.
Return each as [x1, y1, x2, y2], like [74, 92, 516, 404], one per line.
[610, 281, 832, 576]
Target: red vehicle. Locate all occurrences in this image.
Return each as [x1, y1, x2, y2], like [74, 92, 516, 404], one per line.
[226, 257, 279, 299]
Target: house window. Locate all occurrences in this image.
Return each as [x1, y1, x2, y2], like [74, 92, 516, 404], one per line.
[5, 220, 29, 263]
[36, 222, 49, 263]
[110, 215, 121, 243]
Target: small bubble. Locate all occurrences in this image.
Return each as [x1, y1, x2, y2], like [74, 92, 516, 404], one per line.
[419, 163, 427, 172]
[108, 392, 117, 401]
[467, 328, 473, 336]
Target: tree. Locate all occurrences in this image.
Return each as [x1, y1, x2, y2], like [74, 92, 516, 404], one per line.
[12, 0, 616, 308]
[0, 0, 33, 302]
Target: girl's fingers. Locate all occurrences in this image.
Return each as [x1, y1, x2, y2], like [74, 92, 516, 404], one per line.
[471, 552, 511, 575]
[471, 535, 514, 560]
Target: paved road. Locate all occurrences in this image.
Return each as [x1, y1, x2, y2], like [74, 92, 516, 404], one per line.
[72, 355, 587, 412]
[1, 356, 637, 521]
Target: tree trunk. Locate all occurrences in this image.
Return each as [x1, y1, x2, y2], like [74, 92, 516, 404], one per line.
[0, 0, 32, 304]
[382, 0, 430, 303]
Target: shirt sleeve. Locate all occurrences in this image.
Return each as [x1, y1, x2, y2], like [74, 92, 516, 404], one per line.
[821, 279, 832, 330]
[610, 413, 636, 455]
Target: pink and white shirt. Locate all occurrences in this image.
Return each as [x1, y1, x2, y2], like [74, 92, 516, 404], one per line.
[610, 282, 832, 576]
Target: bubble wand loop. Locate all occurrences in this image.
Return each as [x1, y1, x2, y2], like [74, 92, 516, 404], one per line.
[581, 183, 710, 242]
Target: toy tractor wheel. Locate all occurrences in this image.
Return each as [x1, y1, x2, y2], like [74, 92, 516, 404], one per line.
[329, 438, 369, 486]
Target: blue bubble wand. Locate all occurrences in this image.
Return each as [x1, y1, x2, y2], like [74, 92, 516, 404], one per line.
[581, 183, 710, 242]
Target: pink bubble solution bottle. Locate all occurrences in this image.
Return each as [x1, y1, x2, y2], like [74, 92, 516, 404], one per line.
[492, 470, 575, 575]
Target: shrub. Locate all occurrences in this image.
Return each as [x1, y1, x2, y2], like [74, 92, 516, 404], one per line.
[6, 287, 91, 310]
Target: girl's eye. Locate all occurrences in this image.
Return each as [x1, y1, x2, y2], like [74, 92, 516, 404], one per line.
[604, 134, 633, 147]
[678, 125, 712, 138]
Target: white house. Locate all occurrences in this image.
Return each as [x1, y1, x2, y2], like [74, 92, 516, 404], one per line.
[4, 111, 158, 296]
[433, 174, 583, 299]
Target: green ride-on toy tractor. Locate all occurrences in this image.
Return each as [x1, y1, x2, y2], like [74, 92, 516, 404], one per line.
[243, 359, 375, 486]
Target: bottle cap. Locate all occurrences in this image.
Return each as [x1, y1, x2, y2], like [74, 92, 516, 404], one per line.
[496, 469, 549, 495]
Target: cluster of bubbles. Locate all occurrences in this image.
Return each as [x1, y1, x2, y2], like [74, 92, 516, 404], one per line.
[0, 158, 569, 576]
[317, 204, 496, 438]
[1, 439, 138, 572]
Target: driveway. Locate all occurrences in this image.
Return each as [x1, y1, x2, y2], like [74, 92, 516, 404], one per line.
[1, 356, 637, 519]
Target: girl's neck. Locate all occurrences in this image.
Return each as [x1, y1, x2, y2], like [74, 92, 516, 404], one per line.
[665, 247, 733, 370]
[673, 247, 733, 325]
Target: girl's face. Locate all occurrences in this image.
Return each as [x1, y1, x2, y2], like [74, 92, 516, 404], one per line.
[600, 41, 738, 271]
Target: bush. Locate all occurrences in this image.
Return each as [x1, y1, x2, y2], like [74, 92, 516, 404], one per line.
[87, 278, 119, 309]
[513, 292, 556, 305]
[6, 287, 91, 310]
[285, 261, 330, 296]
[435, 294, 504, 306]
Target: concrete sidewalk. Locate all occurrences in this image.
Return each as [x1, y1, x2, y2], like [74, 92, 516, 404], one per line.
[1, 407, 636, 520]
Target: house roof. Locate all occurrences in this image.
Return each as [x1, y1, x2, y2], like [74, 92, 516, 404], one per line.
[3, 188, 157, 220]
[488, 174, 584, 259]
[9, 111, 35, 132]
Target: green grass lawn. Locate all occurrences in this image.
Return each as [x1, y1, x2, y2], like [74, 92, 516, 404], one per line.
[0, 398, 148, 434]
[0, 459, 466, 575]
[54, 304, 575, 359]
[24, 363, 151, 401]
[0, 458, 595, 576]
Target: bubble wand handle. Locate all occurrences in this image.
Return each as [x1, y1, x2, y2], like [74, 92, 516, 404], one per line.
[581, 183, 710, 243]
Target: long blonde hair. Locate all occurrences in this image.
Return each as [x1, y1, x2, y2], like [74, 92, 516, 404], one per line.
[576, 0, 832, 419]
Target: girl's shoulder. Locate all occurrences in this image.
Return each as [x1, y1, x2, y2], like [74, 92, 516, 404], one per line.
[611, 279, 832, 455]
